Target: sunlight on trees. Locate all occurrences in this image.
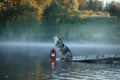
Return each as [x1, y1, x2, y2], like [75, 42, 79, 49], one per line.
[68, 0, 79, 12]
[0, 0, 37, 25]
[0, 0, 119, 25]
[42, 1, 66, 24]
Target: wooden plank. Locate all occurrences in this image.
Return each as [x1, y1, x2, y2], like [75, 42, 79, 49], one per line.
[69, 54, 120, 64]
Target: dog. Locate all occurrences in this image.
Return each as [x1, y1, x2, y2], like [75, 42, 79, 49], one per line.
[54, 36, 72, 61]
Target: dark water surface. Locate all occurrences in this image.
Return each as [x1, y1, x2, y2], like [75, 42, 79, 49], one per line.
[0, 42, 120, 80]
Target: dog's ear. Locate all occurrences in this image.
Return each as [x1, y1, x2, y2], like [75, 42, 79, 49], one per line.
[58, 36, 62, 40]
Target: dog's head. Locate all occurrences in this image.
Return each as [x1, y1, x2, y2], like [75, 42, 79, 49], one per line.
[54, 36, 61, 45]
[53, 36, 62, 45]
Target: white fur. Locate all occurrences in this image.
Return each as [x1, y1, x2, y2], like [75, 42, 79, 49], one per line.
[54, 37, 59, 45]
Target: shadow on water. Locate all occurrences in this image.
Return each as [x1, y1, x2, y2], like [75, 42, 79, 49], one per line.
[0, 42, 120, 80]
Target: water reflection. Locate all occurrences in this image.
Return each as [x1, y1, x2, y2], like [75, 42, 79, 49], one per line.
[50, 61, 55, 71]
[50, 62, 120, 80]
[24, 59, 43, 80]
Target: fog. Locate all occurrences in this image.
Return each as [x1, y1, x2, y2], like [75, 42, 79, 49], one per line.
[0, 42, 120, 57]
[0, 17, 120, 44]
[0, 17, 120, 57]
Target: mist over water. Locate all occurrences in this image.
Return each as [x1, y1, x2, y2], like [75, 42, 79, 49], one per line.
[0, 17, 120, 44]
[0, 42, 120, 57]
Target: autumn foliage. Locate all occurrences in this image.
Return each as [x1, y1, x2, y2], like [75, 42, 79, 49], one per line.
[0, 0, 120, 25]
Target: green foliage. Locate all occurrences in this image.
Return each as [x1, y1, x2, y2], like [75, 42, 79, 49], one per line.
[105, 1, 120, 18]
[42, 1, 62, 25]
[109, 5, 120, 17]
[87, 0, 102, 11]
[78, 0, 87, 10]
[69, 0, 79, 11]
[0, 0, 36, 25]
[42, 0, 82, 25]
[0, 0, 107, 26]
[109, 5, 120, 18]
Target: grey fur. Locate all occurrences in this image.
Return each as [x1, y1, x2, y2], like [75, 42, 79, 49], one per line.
[54, 36, 72, 61]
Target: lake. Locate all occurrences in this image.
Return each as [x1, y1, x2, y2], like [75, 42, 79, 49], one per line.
[0, 42, 120, 80]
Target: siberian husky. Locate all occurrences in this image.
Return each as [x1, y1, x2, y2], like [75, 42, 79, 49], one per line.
[54, 36, 72, 61]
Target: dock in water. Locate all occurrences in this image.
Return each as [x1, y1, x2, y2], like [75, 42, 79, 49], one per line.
[70, 54, 120, 64]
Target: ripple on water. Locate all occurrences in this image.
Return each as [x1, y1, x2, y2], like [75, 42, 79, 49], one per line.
[49, 62, 120, 80]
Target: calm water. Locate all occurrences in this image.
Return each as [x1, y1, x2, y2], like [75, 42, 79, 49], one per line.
[0, 42, 120, 80]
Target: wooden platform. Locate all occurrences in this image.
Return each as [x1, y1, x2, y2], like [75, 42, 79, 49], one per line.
[70, 54, 120, 64]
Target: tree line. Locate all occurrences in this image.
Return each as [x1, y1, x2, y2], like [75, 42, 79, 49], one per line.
[105, 1, 120, 19]
[0, 0, 120, 25]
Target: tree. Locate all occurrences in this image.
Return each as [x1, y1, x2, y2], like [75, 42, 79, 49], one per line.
[36, 0, 52, 9]
[78, 0, 87, 10]
[69, 0, 79, 12]
[58, 0, 69, 6]
[105, 1, 120, 18]
[0, 0, 37, 25]
[87, 0, 94, 10]
[42, 1, 62, 25]
[94, 0, 102, 11]
[87, 0, 102, 11]
[109, 4, 120, 18]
